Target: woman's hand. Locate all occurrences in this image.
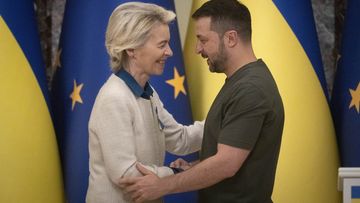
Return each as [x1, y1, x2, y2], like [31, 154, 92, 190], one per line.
[170, 158, 195, 171]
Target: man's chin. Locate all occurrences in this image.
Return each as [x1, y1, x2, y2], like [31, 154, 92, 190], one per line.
[208, 67, 215, 73]
[207, 60, 221, 73]
[207, 61, 215, 72]
[208, 65, 220, 73]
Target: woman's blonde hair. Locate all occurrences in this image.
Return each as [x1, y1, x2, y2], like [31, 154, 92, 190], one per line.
[105, 2, 176, 73]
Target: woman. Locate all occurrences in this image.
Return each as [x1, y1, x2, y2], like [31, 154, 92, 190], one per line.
[86, 2, 203, 203]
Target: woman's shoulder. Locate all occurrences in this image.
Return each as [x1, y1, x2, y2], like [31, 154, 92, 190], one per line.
[96, 74, 134, 103]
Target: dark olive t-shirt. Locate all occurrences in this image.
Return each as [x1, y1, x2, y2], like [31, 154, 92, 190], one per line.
[199, 59, 284, 203]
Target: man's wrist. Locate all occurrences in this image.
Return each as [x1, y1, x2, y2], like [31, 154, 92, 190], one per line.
[160, 173, 177, 195]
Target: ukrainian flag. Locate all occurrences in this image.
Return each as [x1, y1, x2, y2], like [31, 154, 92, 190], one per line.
[184, 0, 340, 202]
[0, 1, 64, 202]
[352, 186, 360, 203]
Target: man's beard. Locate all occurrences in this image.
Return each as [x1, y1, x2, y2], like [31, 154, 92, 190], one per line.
[208, 42, 227, 73]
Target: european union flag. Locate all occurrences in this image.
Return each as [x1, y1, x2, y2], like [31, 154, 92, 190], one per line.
[331, 0, 360, 167]
[51, 1, 114, 202]
[0, 1, 64, 202]
[51, 0, 197, 202]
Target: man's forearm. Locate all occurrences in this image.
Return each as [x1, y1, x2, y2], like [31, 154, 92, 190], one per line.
[118, 144, 248, 202]
[161, 154, 234, 194]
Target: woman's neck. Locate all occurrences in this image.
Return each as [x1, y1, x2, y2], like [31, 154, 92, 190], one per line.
[123, 66, 149, 88]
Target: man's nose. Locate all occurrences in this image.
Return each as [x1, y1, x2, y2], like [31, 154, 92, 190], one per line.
[195, 40, 202, 54]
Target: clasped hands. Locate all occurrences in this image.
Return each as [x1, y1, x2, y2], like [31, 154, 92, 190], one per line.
[118, 158, 192, 203]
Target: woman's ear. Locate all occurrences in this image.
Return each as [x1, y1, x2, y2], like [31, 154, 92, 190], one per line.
[126, 49, 135, 58]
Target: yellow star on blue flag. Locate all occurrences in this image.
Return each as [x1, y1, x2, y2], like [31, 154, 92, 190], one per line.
[349, 82, 360, 113]
[166, 67, 186, 99]
[70, 79, 83, 111]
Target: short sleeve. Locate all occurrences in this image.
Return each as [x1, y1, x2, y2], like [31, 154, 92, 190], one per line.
[218, 84, 269, 150]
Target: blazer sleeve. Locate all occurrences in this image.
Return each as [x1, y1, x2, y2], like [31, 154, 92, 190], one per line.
[151, 91, 204, 156]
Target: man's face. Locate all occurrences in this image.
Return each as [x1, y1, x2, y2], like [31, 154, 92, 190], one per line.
[194, 17, 227, 73]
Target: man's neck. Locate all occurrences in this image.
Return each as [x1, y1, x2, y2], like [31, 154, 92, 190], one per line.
[223, 44, 257, 77]
[224, 54, 257, 78]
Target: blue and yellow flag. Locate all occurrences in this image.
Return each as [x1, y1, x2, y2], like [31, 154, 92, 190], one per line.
[272, 1, 328, 98]
[331, 0, 360, 167]
[184, 0, 340, 202]
[0, 1, 64, 202]
[352, 186, 360, 203]
[52, 0, 197, 202]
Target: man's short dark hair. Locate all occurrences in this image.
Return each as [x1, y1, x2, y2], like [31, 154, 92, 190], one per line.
[192, 0, 252, 42]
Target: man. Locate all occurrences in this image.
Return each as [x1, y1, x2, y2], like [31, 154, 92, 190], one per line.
[119, 0, 284, 202]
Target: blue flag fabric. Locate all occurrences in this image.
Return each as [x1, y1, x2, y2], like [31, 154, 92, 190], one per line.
[353, 186, 360, 199]
[272, 0, 329, 98]
[51, 1, 197, 202]
[331, 0, 360, 167]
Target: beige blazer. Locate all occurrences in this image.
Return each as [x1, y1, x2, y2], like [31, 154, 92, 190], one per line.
[86, 74, 204, 203]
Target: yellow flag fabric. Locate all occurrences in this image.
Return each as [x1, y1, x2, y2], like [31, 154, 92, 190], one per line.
[0, 17, 64, 202]
[353, 199, 360, 203]
[184, 1, 340, 202]
[183, 0, 225, 118]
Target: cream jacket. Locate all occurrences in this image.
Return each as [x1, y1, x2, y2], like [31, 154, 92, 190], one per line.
[86, 74, 203, 203]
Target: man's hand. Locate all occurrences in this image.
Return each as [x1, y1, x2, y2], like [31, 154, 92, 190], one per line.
[118, 163, 167, 203]
[170, 158, 193, 170]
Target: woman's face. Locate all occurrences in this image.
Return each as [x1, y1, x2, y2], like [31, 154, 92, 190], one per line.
[133, 23, 173, 77]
